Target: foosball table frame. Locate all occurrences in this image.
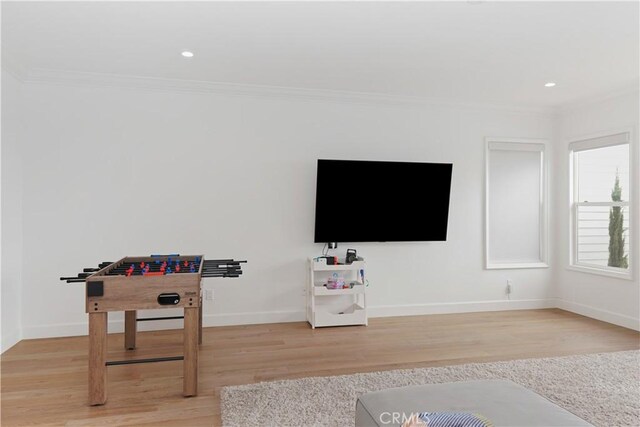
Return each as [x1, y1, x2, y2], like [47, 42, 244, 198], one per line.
[62, 255, 245, 406]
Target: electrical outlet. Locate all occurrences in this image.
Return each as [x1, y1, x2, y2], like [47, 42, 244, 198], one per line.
[205, 289, 214, 301]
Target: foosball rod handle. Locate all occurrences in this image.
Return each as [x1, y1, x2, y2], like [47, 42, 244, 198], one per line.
[203, 259, 247, 264]
[60, 272, 93, 281]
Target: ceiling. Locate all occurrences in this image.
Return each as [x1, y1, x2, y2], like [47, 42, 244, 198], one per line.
[2, 1, 638, 108]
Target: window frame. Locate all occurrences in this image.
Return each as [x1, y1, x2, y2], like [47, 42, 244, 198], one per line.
[568, 128, 634, 280]
[485, 137, 549, 270]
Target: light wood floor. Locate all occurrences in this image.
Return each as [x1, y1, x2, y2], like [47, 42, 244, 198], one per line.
[2, 309, 639, 426]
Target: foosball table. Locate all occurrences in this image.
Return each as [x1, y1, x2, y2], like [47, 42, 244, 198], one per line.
[61, 254, 246, 405]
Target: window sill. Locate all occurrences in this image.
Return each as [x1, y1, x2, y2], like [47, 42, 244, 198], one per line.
[566, 264, 633, 281]
[487, 262, 549, 270]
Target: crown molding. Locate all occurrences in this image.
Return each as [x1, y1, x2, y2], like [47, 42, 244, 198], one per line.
[17, 67, 554, 115]
[556, 81, 640, 115]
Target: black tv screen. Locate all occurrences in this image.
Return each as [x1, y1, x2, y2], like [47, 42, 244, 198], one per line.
[314, 159, 453, 243]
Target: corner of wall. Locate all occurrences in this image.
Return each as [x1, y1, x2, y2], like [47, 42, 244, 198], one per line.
[551, 88, 640, 331]
[1, 69, 25, 353]
[549, 110, 565, 302]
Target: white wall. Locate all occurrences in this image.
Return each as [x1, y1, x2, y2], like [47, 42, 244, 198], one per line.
[554, 90, 640, 330]
[1, 70, 24, 351]
[16, 80, 555, 338]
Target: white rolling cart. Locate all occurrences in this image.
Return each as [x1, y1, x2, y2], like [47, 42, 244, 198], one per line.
[307, 258, 367, 328]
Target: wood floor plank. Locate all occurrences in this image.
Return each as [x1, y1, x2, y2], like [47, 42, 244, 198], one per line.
[2, 309, 638, 426]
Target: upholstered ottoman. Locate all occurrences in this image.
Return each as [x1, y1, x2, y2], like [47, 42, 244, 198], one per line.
[355, 380, 592, 427]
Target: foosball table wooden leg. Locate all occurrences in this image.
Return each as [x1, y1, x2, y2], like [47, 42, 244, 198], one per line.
[88, 312, 108, 405]
[124, 310, 137, 350]
[198, 299, 203, 345]
[183, 307, 199, 397]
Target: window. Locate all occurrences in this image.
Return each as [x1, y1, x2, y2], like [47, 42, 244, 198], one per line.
[570, 131, 632, 278]
[485, 139, 548, 269]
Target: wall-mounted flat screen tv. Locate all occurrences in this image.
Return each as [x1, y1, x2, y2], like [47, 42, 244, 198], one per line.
[314, 159, 453, 243]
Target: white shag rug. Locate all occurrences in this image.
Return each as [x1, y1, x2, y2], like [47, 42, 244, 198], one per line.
[221, 350, 640, 427]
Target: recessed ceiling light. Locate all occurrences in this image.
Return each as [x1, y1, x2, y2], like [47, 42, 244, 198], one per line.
[544, 82, 556, 88]
[181, 51, 194, 58]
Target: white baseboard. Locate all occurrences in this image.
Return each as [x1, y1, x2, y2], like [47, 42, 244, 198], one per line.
[22, 318, 186, 340]
[204, 309, 306, 326]
[20, 301, 557, 339]
[368, 298, 555, 318]
[21, 310, 307, 339]
[1, 328, 22, 353]
[19, 298, 638, 340]
[555, 299, 640, 331]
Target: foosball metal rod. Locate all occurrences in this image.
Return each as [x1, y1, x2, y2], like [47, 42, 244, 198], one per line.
[203, 270, 243, 274]
[103, 260, 244, 270]
[202, 265, 242, 269]
[61, 272, 94, 279]
[106, 356, 184, 366]
[204, 260, 247, 264]
[203, 264, 242, 267]
[202, 274, 241, 278]
[104, 266, 242, 274]
[203, 261, 247, 266]
[136, 316, 184, 322]
[108, 262, 210, 271]
[107, 266, 200, 270]
[202, 272, 242, 277]
[73, 269, 243, 278]
[203, 261, 241, 265]
[202, 271, 242, 275]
